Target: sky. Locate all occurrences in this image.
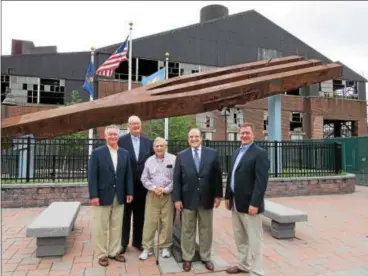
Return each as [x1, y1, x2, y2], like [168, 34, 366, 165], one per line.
[1, 1, 368, 87]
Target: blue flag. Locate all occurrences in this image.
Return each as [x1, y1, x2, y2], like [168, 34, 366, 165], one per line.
[82, 61, 95, 98]
[141, 68, 166, 86]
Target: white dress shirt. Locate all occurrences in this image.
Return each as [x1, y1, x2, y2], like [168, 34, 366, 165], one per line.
[107, 144, 118, 173]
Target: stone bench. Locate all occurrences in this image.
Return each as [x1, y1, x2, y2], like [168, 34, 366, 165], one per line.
[26, 201, 81, 257]
[263, 199, 308, 239]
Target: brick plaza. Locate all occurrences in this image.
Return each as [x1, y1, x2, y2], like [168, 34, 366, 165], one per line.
[2, 186, 368, 276]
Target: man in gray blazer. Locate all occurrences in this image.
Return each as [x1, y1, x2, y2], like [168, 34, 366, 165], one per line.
[225, 123, 270, 276]
[88, 125, 134, 267]
[173, 128, 223, 272]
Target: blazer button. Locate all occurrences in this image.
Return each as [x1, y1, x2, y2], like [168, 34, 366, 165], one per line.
[113, 185, 116, 188]
[197, 188, 200, 191]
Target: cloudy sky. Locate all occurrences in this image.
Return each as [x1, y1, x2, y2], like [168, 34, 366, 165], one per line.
[2, 1, 368, 83]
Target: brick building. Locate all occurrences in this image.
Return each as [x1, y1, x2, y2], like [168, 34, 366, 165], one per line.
[1, 5, 367, 140]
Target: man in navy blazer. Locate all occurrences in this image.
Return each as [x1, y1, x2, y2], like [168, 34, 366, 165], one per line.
[118, 115, 154, 253]
[173, 128, 223, 272]
[88, 125, 134, 267]
[225, 122, 269, 276]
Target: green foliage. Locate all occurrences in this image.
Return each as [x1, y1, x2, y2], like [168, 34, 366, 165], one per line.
[143, 115, 198, 140]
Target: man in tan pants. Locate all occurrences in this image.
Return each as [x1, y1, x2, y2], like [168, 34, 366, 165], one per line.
[88, 125, 134, 266]
[139, 137, 176, 260]
[173, 128, 223, 272]
[225, 123, 270, 276]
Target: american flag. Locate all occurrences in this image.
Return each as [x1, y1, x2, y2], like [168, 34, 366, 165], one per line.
[96, 36, 129, 77]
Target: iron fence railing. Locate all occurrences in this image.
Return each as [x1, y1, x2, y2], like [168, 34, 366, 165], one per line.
[1, 137, 342, 183]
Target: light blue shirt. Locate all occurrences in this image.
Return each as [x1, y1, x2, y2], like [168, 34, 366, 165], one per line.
[131, 135, 140, 161]
[230, 143, 253, 193]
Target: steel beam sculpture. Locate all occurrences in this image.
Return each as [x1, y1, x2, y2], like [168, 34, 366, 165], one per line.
[1, 56, 342, 139]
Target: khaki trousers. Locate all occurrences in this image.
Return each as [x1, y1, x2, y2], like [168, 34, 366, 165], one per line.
[232, 211, 265, 276]
[181, 208, 213, 261]
[93, 195, 124, 259]
[142, 191, 174, 250]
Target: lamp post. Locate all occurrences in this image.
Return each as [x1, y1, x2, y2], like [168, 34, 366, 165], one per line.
[164, 52, 170, 141]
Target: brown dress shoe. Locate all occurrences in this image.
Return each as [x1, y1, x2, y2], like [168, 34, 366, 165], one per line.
[108, 254, 126, 262]
[226, 266, 246, 274]
[183, 260, 192, 272]
[98, 256, 109, 267]
[202, 260, 214, 271]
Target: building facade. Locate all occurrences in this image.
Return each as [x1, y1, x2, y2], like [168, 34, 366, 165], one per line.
[2, 5, 367, 140]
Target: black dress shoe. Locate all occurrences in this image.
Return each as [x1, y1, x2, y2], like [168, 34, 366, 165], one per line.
[120, 246, 127, 254]
[202, 260, 214, 271]
[183, 261, 192, 272]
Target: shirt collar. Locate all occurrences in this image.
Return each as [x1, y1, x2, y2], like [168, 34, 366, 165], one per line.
[240, 142, 253, 150]
[154, 153, 167, 161]
[192, 146, 201, 152]
[131, 134, 140, 140]
[107, 144, 118, 151]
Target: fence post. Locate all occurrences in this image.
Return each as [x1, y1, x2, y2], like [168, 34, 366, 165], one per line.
[52, 155, 56, 181]
[334, 142, 342, 174]
[274, 140, 278, 177]
[26, 136, 31, 183]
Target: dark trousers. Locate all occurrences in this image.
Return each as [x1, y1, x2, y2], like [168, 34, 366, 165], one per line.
[121, 191, 146, 248]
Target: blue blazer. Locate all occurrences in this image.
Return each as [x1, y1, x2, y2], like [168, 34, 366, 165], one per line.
[173, 146, 223, 210]
[88, 145, 134, 206]
[118, 134, 154, 198]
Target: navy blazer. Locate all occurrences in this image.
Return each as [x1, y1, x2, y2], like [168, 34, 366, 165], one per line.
[173, 146, 223, 210]
[118, 134, 154, 198]
[88, 145, 134, 206]
[225, 143, 270, 214]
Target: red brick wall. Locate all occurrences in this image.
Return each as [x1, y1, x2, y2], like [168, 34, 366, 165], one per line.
[214, 95, 368, 141]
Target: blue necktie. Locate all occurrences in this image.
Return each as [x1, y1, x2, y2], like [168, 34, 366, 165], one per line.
[194, 148, 200, 172]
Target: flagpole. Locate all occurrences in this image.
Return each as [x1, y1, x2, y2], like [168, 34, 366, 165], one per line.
[128, 21, 133, 90]
[88, 46, 95, 157]
[164, 52, 169, 141]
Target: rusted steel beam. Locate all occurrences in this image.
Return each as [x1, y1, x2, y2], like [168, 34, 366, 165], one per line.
[1, 56, 343, 139]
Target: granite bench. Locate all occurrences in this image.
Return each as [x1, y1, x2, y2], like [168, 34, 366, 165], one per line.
[26, 201, 81, 257]
[263, 199, 308, 239]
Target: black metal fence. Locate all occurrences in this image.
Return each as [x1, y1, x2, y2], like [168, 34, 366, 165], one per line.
[1, 137, 342, 183]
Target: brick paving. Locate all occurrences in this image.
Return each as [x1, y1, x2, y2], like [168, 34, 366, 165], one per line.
[2, 186, 368, 276]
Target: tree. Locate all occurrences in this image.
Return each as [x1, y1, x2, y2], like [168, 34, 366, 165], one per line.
[143, 115, 199, 140]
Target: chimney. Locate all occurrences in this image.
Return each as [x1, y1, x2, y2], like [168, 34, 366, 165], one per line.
[200, 4, 229, 23]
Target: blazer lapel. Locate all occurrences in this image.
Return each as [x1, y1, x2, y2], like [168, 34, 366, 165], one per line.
[198, 147, 206, 175]
[231, 148, 240, 169]
[104, 146, 115, 174]
[125, 135, 137, 164]
[137, 137, 145, 163]
[235, 144, 255, 172]
[116, 149, 123, 173]
[185, 149, 198, 175]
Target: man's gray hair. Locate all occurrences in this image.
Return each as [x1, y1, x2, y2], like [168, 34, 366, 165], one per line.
[105, 124, 120, 135]
[153, 137, 167, 146]
[128, 115, 141, 125]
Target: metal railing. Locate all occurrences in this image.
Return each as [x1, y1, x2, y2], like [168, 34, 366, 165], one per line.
[1, 137, 342, 183]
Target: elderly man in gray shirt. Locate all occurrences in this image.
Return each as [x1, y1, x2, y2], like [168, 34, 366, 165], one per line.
[139, 137, 176, 260]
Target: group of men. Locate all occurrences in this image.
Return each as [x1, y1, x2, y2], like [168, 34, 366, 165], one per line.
[88, 115, 270, 276]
